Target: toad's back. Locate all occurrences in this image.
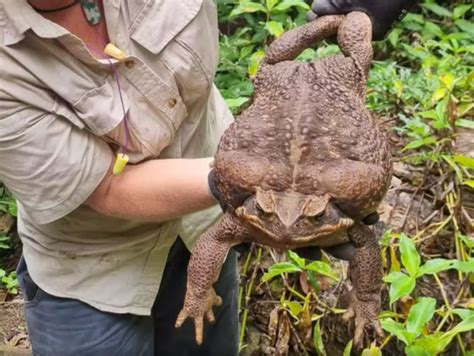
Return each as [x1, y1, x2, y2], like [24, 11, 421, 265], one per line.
[217, 55, 391, 195]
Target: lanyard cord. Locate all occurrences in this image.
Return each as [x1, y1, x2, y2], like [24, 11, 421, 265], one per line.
[85, 30, 130, 156]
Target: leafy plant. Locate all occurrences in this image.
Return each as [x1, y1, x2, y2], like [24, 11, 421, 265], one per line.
[0, 269, 18, 295]
[381, 297, 474, 355]
[384, 233, 473, 304]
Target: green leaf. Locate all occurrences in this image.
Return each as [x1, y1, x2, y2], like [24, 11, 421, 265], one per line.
[442, 155, 464, 183]
[463, 180, 474, 188]
[452, 308, 474, 321]
[306, 270, 320, 291]
[288, 250, 305, 268]
[224, 97, 249, 109]
[413, 332, 452, 355]
[453, 5, 472, 19]
[406, 297, 437, 339]
[423, 21, 444, 38]
[284, 300, 304, 318]
[418, 259, 455, 276]
[389, 274, 416, 304]
[456, 118, 474, 129]
[305, 260, 338, 280]
[431, 87, 447, 102]
[405, 345, 431, 356]
[265, 20, 284, 37]
[229, 2, 267, 18]
[455, 19, 474, 35]
[384, 271, 407, 283]
[261, 262, 302, 282]
[361, 344, 382, 356]
[399, 234, 421, 277]
[451, 259, 474, 273]
[380, 318, 410, 345]
[452, 155, 474, 170]
[313, 320, 326, 356]
[248, 50, 265, 77]
[273, 0, 310, 12]
[402, 137, 437, 151]
[342, 340, 353, 356]
[446, 315, 474, 336]
[422, 3, 452, 18]
[266, 0, 279, 11]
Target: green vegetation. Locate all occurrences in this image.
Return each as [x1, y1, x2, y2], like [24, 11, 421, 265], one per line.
[216, 0, 473, 354]
[0, 184, 18, 295]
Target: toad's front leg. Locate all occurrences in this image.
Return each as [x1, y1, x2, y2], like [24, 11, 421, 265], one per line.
[343, 223, 384, 348]
[175, 212, 249, 345]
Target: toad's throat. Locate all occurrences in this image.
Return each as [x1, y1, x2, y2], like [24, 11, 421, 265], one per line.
[235, 209, 353, 243]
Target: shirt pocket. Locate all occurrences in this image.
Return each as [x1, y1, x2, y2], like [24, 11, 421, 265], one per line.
[129, 0, 218, 107]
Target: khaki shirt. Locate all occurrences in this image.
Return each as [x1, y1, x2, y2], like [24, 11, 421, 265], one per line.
[0, 0, 233, 315]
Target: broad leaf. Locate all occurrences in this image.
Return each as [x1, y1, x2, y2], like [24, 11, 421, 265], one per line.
[453, 155, 474, 170]
[452, 308, 474, 321]
[266, 0, 279, 11]
[384, 271, 406, 283]
[399, 234, 421, 277]
[273, 0, 310, 12]
[406, 297, 436, 339]
[361, 344, 382, 356]
[342, 340, 353, 356]
[389, 274, 416, 304]
[284, 300, 304, 318]
[380, 318, 410, 345]
[265, 20, 284, 37]
[229, 2, 267, 18]
[261, 262, 302, 282]
[288, 250, 305, 268]
[456, 118, 474, 129]
[453, 5, 472, 19]
[305, 261, 338, 280]
[422, 3, 452, 18]
[312, 320, 326, 356]
[418, 258, 454, 276]
[405, 345, 430, 356]
[452, 259, 474, 273]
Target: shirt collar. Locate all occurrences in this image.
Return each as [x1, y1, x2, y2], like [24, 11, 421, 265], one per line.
[1, 0, 70, 45]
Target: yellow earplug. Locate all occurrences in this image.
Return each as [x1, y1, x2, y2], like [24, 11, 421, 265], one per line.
[113, 153, 129, 176]
[104, 43, 126, 61]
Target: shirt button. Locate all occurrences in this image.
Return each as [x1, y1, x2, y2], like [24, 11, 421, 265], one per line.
[168, 98, 177, 108]
[124, 60, 136, 68]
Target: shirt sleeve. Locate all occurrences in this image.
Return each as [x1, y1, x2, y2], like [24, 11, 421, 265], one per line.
[0, 106, 114, 224]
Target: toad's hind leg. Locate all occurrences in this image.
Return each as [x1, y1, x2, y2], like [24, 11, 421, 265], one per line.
[337, 12, 373, 97]
[343, 223, 384, 348]
[175, 213, 249, 345]
[262, 15, 344, 65]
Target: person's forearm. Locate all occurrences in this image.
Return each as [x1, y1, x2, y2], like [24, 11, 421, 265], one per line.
[86, 157, 217, 221]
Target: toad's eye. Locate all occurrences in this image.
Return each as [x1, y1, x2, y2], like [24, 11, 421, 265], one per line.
[311, 210, 325, 220]
[256, 203, 272, 217]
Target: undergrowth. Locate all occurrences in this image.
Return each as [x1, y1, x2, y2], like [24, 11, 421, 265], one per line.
[215, 0, 473, 355]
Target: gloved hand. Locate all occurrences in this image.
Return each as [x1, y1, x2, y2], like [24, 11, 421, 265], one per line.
[307, 0, 419, 40]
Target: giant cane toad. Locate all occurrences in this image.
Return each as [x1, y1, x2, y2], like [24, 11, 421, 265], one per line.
[176, 12, 392, 348]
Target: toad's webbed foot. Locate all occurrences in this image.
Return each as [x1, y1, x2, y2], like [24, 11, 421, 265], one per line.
[175, 286, 223, 345]
[342, 290, 384, 348]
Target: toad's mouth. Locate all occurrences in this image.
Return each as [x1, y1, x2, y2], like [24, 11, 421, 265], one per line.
[235, 207, 354, 242]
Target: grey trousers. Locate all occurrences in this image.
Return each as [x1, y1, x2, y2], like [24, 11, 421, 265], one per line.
[16, 238, 239, 356]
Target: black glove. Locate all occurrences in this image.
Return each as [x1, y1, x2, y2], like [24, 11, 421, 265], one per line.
[308, 0, 419, 40]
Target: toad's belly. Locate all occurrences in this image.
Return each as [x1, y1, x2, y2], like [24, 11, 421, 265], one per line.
[244, 224, 351, 250]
